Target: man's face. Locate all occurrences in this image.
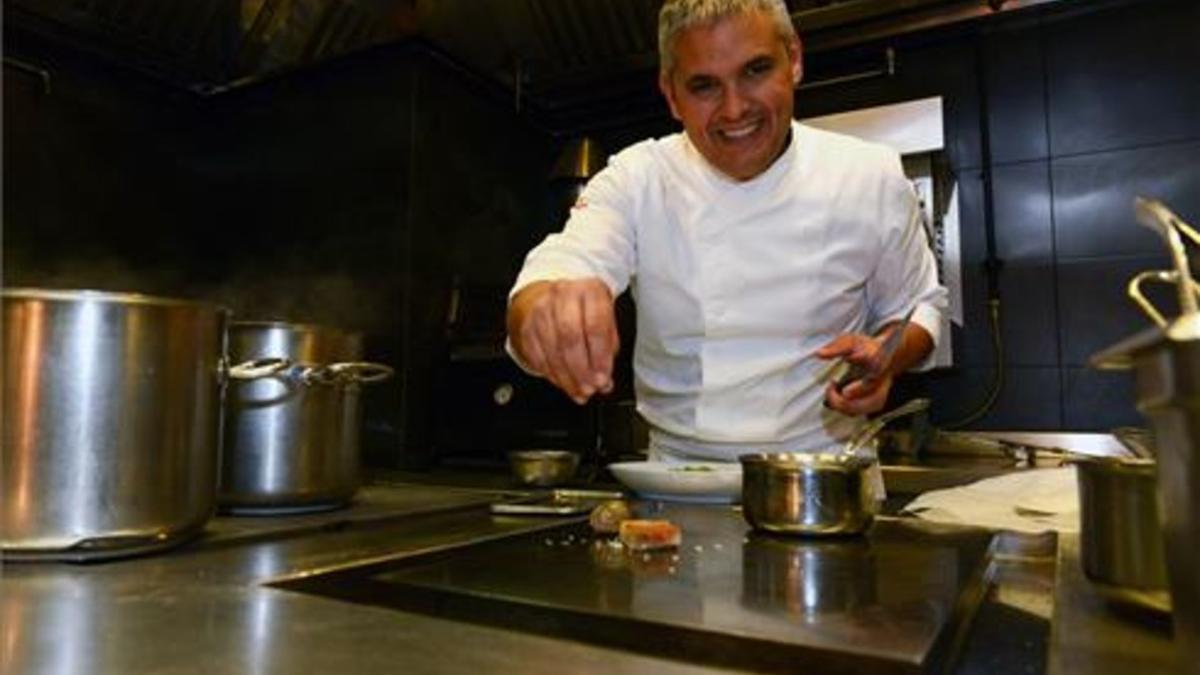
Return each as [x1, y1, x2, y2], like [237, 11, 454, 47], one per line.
[659, 10, 801, 181]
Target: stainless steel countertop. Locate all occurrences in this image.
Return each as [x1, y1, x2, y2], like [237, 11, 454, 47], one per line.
[3, 485, 737, 675]
[0, 476, 1064, 675]
[1047, 534, 1177, 675]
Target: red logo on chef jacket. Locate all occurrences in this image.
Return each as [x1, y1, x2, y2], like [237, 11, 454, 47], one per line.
[572, 197, 589, 211]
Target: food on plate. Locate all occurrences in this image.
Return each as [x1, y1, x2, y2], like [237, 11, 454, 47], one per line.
[618, 519, 682, 551]
[589, 499, 634, 534]
[669, 465, 715, 472]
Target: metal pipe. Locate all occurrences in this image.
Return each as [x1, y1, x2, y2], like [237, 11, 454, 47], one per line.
[3, 57, 51, 94]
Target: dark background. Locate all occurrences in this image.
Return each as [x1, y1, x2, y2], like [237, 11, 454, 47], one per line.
[5, 0, 1198, 468]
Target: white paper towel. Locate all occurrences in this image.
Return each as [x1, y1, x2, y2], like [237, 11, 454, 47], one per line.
[901, 467, 1079, 534]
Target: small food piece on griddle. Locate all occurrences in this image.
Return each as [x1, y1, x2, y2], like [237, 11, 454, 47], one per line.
[589, 499, 634, 534]
[618, 519, 682, 551]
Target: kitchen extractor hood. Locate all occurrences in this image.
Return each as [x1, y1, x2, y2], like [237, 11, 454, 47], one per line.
[5, 0, 1120, 117]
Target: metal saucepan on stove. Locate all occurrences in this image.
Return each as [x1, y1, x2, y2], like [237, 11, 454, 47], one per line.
[740, 452, 879, 536]
[219, 321, 393, 514]
[1, 288, 288, 561]
[1074, 454, 1171, 613]
[739, 399, 929, 536]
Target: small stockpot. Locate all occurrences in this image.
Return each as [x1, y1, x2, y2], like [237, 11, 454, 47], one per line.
[1074, 454, 1170, 610]
[219, 321, 393, 514]
[740, 452, 879, 536]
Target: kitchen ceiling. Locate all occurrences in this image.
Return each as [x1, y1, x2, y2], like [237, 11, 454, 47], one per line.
[6, 0, 1103, 129]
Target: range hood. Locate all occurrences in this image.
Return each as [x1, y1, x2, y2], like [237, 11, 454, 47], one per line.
[6, 0, 1096, 118]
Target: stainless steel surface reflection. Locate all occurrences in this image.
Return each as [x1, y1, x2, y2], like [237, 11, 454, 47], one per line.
[288, 508, 996, 673]
[2, 491, 723, 675]
[741, 532, 877, 620]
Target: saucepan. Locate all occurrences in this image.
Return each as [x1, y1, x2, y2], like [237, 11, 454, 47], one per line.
[740, 398, 929, 536]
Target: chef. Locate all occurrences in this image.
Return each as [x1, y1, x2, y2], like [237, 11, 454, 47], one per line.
[506, 0, 947, 463]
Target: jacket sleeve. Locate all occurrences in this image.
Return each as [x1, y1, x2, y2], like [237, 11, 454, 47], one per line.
[506, 149, 641, 373]
[509, 153, 639, 301]
[864, 149, 949, 371]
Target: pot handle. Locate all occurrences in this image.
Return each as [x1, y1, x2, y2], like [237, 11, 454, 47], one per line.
[1127, 269, 1200, 328]
[227, 357, 293, 380]
[327, 361, 395, 384]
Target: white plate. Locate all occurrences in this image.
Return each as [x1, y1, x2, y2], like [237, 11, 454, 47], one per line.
[608, 461, 742, 504]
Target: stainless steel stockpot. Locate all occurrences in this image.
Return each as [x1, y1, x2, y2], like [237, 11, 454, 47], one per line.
[1074, 455, 1170, 611]
[219, 321, 393, 513]
[740, 452, 879, 536]
[1, 288, 284, 560]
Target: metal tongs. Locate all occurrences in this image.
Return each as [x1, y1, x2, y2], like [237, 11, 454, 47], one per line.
[831, 306, 915, 390]
[1128, 196, 1200, 339]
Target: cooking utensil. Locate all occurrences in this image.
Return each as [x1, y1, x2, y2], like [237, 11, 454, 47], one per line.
[220, 321, 394, 514]
[1074, 455, 1170, 613]
[845, 397, 931, 454]
[1093, 198, 1200, 669]
[1, 288, 288, 560]
[1135, 196, 1200, 317]
[834, 306, 915, 390]
[740, 452, 878, 536]
[1127, 269, 1200, 330]
[508, 450, 581, 487]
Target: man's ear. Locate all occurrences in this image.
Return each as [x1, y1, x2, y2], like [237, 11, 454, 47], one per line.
[790, 36, 804, 86]
[659, 71, 683, 122]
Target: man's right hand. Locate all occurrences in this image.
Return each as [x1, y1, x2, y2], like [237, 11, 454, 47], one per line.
[507, 278, 619, 404]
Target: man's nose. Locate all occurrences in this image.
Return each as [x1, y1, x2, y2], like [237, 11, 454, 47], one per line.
[719, 88, 750, 119]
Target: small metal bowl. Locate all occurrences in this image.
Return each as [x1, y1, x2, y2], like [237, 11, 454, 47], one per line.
[508, 450, 581, 487]
[740, 452, 878, 536]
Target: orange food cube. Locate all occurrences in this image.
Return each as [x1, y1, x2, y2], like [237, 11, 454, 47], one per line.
[618, 519, 682, 551]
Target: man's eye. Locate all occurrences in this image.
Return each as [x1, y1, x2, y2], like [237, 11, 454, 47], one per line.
[687, 80, 719, 97]
[745, 60, 773, 78]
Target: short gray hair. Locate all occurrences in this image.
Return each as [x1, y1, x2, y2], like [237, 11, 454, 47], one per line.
[658, 0, 797, 75]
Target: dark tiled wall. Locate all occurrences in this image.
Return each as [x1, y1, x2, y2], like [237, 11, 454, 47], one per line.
[912, 0, 1200, 430]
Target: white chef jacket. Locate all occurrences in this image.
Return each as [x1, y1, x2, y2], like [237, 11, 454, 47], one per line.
[510, 121, 948, 462]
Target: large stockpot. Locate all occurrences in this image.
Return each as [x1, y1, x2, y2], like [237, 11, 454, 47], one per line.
[219, 321, 393, 513]
[1, 288, 285, 560]
[740, 452, 879, 536]
[1074, 455, 1171, 612]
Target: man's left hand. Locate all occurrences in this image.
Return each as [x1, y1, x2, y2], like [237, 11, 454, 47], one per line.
[817, 333, 893, 416]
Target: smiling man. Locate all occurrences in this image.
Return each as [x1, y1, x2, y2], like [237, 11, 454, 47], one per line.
[506, 0, 948, 462]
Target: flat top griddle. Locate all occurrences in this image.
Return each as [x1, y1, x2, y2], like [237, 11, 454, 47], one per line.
[276, 505, 995, 674]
